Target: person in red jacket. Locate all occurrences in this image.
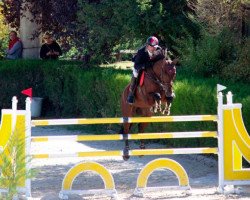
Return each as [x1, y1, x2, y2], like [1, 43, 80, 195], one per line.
[6, 31, 23, 59]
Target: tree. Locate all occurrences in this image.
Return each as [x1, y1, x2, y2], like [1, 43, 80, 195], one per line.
[0, 0, 200, 63]
[0, 2, 9, 59]
[0, 0, 80, 50]
[77, 0, 200, 62]
[194, 0, 243, 35]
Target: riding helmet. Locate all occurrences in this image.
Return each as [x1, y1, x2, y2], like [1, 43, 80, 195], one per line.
[146, 36, 159, 47]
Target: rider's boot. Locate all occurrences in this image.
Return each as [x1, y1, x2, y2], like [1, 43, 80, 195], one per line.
[127, 76, 137, 105]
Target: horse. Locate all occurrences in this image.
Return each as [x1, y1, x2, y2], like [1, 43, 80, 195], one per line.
[120, 58, 177, 160]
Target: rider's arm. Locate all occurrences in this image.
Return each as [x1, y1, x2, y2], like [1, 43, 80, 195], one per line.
[133, 48, 148, 70]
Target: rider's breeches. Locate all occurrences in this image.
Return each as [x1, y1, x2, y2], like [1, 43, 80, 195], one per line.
[132, 68, 139, 78]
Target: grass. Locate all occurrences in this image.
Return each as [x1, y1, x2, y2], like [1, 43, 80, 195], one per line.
[101, 61, 133, 69]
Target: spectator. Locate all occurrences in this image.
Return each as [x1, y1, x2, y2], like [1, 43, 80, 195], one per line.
[6, 31, 23, 59]
[40, 32, 62, 60]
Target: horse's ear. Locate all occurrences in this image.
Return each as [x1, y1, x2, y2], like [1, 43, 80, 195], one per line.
[172, 58, 179, 65]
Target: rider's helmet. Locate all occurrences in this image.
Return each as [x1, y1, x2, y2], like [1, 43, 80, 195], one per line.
[146, 36, 159, 47]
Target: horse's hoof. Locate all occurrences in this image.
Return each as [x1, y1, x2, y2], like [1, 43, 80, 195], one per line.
[123, 155, 130, 161]
[123, 146, 130, 161]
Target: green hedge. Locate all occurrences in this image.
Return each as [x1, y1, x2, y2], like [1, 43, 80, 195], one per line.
[0, 60, 249, 147]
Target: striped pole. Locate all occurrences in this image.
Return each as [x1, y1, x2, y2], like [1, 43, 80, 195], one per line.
[31, 147, 218, 159]
[31, 131, 218, 142]
[31, 115, 217, 126]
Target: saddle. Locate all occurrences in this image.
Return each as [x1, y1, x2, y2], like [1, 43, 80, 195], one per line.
[139, 71, 145, 86]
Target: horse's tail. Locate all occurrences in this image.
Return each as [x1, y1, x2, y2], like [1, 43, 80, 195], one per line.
[121, 84, 130, 110]
[121, 84, 130, 101]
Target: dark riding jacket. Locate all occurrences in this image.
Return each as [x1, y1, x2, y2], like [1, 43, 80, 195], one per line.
[132, 46, 165, 71]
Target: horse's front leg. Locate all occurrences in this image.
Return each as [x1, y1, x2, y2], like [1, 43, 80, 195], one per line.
[162, 101, 171, 115]
[162, 82, 175, 115]
[152, 93, 162, 113]
[153, 100, 162, 113]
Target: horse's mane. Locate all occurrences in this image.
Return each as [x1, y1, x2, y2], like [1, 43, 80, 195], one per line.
[146, 57, 166, 73]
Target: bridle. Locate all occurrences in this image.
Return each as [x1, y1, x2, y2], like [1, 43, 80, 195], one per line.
[144, 59, 170, 92]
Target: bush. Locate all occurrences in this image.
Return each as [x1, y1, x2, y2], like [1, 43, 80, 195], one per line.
[0, 60, 46, 110]
[174, 29, 249, 82]
[221, 38, 250, 82]
[174, 32, 220, 77]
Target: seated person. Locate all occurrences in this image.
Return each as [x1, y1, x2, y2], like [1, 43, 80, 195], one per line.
[6, 31, 23, 59]
[40, 32, 62, 59]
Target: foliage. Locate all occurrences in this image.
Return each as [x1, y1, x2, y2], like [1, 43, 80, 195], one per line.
[174, 31, 219, 76]
[0, 3, 9, 59]
[0, 0, 247, 64]
[222, 38, 250, 82]
[194, 0, 243, 35]
[0, 130, 35, 200]
[174, 29, 250, 82]
[77, 0, 200, 62]
[0, 0, 80, 51]
[0, 60, 46, 110]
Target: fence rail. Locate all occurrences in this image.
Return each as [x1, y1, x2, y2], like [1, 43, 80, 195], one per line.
[31, 115, 217, 126]
[31, 147, 218, 159]
[31, 131, 218, 142]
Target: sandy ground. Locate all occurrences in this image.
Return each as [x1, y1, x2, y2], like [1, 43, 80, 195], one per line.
[29, 127, 250, 200]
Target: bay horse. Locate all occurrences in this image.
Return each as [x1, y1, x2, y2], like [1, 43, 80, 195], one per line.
[120, 58, 177, 160]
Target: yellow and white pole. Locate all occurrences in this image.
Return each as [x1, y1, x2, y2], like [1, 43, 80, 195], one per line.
[25, 97, 32, 198]
[11, 96, 18, 131]
[31, 131, 217, 143]
[31, 115, 217, 127]
[217, 90, 224, 193]
[31, 147, 217, 159]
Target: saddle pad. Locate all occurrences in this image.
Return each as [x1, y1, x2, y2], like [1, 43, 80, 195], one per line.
[139, 71, 145, 86]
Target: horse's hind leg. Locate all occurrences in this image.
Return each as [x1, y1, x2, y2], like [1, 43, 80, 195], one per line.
[137, 122, 148, 158]
[138, 122, 148, 150]
[138, 109, 152, 154]
[120, 122, 132, 161]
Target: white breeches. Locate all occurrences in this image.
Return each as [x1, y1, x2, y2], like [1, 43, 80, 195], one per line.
[132, 68, 139, 78]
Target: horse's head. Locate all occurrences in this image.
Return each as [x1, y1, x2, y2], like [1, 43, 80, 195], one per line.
[142, 58, 177, 115]
[163, 59, 177, 82]
[152, 58, 176, 88]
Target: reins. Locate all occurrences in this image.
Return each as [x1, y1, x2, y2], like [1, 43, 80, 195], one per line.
[144, 60, 170, 92]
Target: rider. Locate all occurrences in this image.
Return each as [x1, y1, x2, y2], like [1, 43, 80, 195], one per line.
[127, 36, 165, 105]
